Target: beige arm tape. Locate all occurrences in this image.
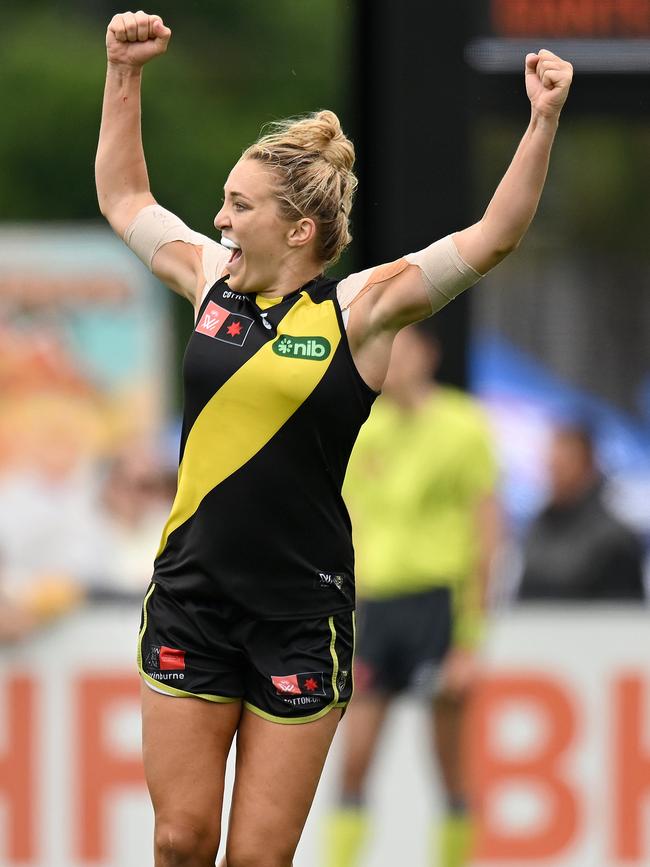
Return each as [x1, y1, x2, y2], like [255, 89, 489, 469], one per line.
[337, 260, 410, 311]
[337, 234, 484, 317]
[123, 204, 230, 290]
[404, 234, 483, 313]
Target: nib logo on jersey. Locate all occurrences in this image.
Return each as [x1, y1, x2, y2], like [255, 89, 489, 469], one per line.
[195, 301, 253, 347]
[272, 334, 331, 360]
[271, 672, 326, 706]
[145, 645, 186, 681]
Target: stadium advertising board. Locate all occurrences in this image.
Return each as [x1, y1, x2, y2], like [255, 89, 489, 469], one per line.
[0, 607, 649, 866]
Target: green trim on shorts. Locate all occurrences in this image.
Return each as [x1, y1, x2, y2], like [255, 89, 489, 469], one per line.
[243, 699, 345, 724]
[243, 615, 342, 725]
[350, 610, 356, 701]
[139, 671, 241, 703]
[137, 583, 240, 704]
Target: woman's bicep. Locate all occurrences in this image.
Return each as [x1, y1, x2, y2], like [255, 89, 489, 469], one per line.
[123, 204, 229, 304]
[369, 265, 433, 331]
[150, 242, 205, 302]
[345, 235, 485, 335]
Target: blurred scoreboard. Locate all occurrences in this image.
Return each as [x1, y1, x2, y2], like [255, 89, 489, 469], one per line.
[466, 0, 650, 118]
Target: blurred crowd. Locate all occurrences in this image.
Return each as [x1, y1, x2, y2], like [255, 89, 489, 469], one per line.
[0, 394, 177, 642]
[0, 324, 646, 642]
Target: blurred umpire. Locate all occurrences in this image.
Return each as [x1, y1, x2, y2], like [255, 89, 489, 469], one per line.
[326, 324, 501, 867]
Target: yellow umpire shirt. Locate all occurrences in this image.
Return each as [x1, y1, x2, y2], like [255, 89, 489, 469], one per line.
[344, 386, 497, 647]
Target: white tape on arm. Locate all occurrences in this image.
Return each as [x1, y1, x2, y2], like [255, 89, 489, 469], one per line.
[123, 204, 229, 286]
[405, 234, 484, 314]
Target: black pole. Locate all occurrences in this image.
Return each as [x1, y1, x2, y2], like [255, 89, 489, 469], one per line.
[353, 0, 472, 386]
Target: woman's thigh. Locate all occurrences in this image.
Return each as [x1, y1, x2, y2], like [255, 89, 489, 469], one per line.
[141, 682, 242, 835]
[224, 706, 342, 866]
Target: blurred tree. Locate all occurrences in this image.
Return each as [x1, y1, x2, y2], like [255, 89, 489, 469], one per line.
[0, 1, 352, 233]
[0, 2, 353, 405]
[473, 117, 650, 255]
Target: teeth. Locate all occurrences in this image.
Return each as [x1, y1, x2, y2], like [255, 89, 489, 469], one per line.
[221, 237, 241, 251]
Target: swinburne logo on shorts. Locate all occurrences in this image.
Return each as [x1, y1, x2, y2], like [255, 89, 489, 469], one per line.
[271, 672, 326, 696]
[272, 335, 331, 360]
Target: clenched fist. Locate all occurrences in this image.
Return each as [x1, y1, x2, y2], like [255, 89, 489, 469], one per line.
[106, 10, 171, 68]
[525, 49, 573, 119]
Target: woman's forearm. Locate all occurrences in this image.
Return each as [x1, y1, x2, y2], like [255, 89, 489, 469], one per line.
[455, 50, 572, 275]
[479, 111, 559, 258]
[95, 64, 152, 222]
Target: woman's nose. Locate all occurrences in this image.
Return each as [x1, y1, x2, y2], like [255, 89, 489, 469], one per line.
[214, 207, 228, 230]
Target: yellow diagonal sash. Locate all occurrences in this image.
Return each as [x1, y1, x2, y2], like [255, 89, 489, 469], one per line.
[156, 292, 341, 557]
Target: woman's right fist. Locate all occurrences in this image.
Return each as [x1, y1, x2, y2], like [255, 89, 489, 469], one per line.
[106, 11, 171, 68]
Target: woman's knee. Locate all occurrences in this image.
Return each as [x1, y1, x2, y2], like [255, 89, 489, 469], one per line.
[225, 839, 294, 867]
[154, 818, 220, 866]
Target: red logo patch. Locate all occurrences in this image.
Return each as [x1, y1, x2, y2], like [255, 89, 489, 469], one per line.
[196, 301, 229, 337]
[271, 674, 301, 695]
[159, 646, 186, 671]
[271, 672, 325, 696]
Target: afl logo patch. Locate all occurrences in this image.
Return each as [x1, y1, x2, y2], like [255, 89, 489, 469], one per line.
[196, 301, 253, 347]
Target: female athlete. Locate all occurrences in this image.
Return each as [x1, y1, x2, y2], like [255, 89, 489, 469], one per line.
[96, 11, 572, 867]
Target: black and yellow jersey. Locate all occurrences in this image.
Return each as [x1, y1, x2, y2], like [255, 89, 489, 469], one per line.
[152, 275, 377, 618]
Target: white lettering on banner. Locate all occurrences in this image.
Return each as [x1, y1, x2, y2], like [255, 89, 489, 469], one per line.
[1, 608, 650, 865]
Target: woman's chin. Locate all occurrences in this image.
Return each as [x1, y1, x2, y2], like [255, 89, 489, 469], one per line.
[225, 270, 242, 291]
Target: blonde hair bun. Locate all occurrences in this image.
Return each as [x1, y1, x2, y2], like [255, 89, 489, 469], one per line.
[243, 110, 358, 266]
[278, 110, 355, 173]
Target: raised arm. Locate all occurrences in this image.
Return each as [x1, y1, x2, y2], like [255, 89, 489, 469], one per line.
[96, 11, 206, 303]
[347, 49, 574, 349]
[454, 49, 574, 274]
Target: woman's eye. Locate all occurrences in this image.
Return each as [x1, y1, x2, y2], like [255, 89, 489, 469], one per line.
[233, 203, 246, 212]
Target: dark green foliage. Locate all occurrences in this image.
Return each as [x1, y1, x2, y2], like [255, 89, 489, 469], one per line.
[0, 1, 352, 232]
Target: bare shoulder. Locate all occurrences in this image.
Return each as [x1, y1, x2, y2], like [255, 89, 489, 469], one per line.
[342, 265, 426, 393]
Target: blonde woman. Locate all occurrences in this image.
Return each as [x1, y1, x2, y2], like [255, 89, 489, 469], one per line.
[96, 11, 572, 867]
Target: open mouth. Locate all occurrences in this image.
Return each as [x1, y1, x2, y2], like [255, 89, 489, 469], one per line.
[221, 236, 243, 265]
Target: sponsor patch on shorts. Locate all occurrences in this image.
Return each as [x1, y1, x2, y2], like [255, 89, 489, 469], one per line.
[145, 644, 186, 671]
[271, 672, 326, 696]
[159, 646, 186, 671]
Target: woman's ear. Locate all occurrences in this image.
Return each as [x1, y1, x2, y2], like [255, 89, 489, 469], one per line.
[287, 217, 317, 249]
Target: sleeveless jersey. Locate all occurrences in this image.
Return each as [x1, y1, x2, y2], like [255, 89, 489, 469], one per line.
[152, 275, 377, 619]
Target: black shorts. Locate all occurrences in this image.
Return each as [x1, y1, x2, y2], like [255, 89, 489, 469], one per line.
[137, 581, 354, 723]
[353, 587, 453, 698]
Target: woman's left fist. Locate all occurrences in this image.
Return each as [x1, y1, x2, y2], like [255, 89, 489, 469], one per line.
[525, 49, 573, 119]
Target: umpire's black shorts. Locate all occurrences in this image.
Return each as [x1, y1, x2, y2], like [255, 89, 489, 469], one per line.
[353, 586, 453, 698]
[137, 581, 354, 723]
